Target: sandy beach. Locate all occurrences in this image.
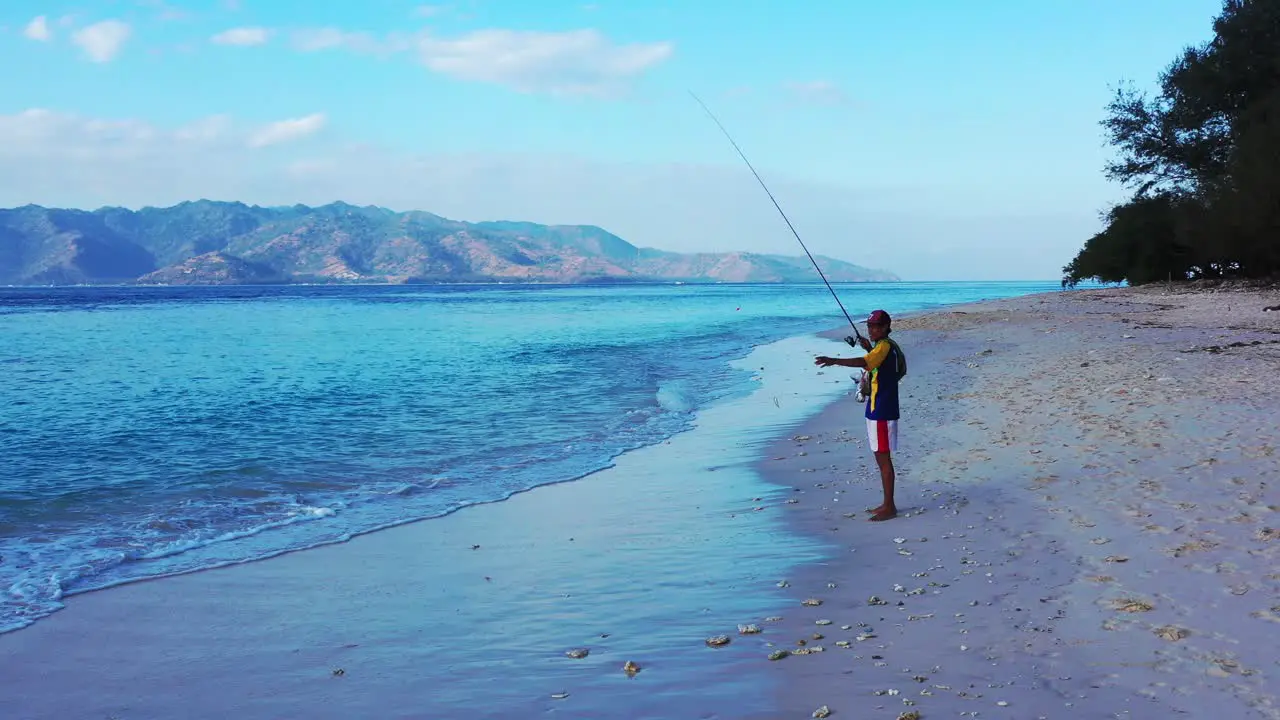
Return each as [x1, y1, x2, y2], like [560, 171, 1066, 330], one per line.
[758, 283, 1280, 720]
[2, 285, 1278, 719]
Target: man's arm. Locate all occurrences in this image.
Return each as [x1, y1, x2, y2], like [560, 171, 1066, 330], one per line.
[814, 355, 867, 368]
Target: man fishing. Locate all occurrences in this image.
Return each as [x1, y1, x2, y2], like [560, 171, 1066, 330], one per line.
[813, 310, 906, 522]
[690, 95, 907, 518]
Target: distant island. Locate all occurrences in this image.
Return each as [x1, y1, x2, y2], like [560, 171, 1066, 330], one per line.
[0, 201, 899, 286]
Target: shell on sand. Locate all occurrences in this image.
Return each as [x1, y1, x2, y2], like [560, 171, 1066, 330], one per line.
[1155, 625, 1191, 641]
[705, 635, 731, 647]
[622, 660, 641, 676]
[1110, 598, 1155, 613]
[769, 650, 790, 660]
[898, 712, 922, 720]
[1171, 540, 1216, 557]
[565, 648, 590, 659]
[1257, 527, 1279, 541]
[812, 706, 832, 718]
[1104, 555, 1130, 563]
[738, 623, 763, 635]
[802, 598, 823, 606]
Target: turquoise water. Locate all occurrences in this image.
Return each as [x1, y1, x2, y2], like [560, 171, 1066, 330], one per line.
[0, 281, 1056, 632]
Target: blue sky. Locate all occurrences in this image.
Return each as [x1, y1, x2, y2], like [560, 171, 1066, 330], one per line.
[0, 0, 1225, 279]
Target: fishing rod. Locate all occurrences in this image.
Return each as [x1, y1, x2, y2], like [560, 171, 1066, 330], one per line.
[688, 90, 865, 347]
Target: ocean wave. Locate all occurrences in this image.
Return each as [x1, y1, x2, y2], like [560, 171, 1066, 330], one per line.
[0, 281, 1060, 633]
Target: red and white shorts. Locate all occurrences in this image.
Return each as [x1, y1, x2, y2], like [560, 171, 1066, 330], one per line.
[866, 419, 898, 453]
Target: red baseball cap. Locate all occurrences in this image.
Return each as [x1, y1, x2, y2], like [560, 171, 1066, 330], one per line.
[866, 309, 891, 325]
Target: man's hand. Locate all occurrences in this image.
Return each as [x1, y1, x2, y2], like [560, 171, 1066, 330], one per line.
[858, 336, 872, 352]
[814, 355, 839, 368]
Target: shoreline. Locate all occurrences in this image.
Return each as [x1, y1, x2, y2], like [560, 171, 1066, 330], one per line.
[0, 332, 858, 720]
[2, 280, 1057, 637]
[757, 285, 1280, 719]
[3, 284, 1274, 719]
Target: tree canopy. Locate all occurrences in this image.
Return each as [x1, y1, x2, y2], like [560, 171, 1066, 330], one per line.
[1063, 0, 1280, 287]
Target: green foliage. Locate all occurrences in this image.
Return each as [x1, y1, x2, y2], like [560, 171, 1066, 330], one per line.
[1062, 193, 1201, 287]
[1064, 0, 1280, 287]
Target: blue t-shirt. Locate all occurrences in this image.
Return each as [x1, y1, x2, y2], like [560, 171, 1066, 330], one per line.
[864, 338, 906, 421]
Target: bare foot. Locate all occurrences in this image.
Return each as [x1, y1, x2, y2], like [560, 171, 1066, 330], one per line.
[866, 505, 886, 515]
[869, 507, 898, 522]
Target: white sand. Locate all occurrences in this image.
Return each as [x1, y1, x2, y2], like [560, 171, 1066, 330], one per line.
[758, 285, 1279, 719]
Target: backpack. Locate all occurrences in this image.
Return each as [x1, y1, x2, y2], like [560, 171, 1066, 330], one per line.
[856, 339, 906, 400]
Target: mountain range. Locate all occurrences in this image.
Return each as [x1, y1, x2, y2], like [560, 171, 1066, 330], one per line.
[0, 201, 899, 286]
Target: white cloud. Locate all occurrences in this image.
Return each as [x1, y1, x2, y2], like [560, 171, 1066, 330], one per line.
[283, 25, 671, 96]
[246, 113, 327, 148]
[23, 16, 51, 41]
[289, 27, 406, 55]
[211, 27, 271, 46]
[71, 20, 132, 63]
[138, 0, 192, 22]
[417, 29, 674, 96]
[175, 115, 233, 142]
[286, 158, 340, 178]
[784, 80, 851, 105]
[413, 5, 445, 18]
[0, 108, 1107, 280]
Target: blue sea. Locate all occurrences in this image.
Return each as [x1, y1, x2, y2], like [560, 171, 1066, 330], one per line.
[0, 281, 1056, 633]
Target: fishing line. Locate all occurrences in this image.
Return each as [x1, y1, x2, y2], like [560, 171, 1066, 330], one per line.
[689, 90, 864, 345]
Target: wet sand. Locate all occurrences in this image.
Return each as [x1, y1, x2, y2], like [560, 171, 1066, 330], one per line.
[0, 335, 849, 720]
[757, 285, 1280, 720]
[3, 285, 1278, 719]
